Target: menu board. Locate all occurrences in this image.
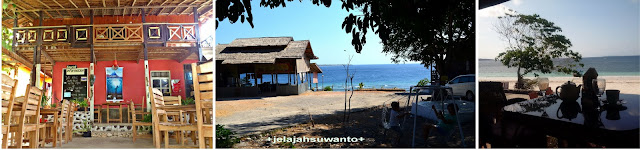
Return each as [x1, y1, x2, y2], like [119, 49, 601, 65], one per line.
[63, 67, 88, 101]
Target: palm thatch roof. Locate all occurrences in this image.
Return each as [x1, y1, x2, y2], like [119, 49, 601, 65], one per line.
[216, 37, 319, 65]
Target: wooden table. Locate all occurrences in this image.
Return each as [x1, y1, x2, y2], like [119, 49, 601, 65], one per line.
[502, 94, 639, 147]
[39, 108, 61, 147]
[102, 102, 128, 123]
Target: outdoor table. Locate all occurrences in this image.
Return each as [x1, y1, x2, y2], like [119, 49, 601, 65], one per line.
[39, 108, 61, 147]
[157, 104, 197, 145]
[102, 102, 128, 123]
[502, 94, 639, 147]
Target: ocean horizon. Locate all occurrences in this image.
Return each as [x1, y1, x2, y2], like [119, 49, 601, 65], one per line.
[479, 55, 640, 77]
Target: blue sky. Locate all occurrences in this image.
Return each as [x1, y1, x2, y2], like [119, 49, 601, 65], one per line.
[216, 1, 409, 65]
[478, 0, 640, 59]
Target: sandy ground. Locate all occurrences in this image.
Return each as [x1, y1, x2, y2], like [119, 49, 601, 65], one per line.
[232, 106, 475, 148]
[479, 76, 640, 94]
[216, 91, 406, 135]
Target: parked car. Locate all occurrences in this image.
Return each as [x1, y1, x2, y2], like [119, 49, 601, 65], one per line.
[445, 74, 476, 101]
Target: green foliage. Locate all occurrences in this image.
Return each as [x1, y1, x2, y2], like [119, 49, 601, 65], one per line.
[50, 103, 57, 108]
[323, 86, 333, 91]
[358, 82, 364, 89]
[182, 97, 195, 105]
[417, 78, 430, 86]
[342, 0, 475, 79]
[216, 124, 239, 148]
[283, 142, 295, 148]
[494, 13, 583, 88]
[73, 118, 92, 133]
[77, 100, 88, 109]
[142, 114, 152, 123]
[216, 0, 331, 29]
[41, 95, 50, 107]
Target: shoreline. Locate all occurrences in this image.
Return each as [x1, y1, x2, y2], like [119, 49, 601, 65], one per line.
[479, 76, 640, 95]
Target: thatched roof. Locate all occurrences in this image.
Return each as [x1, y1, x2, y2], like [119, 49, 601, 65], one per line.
[216, 37, 319, 65]
[309, 63, 322, 73]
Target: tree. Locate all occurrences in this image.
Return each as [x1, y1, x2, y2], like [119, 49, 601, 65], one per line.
[216, 0, 331, 29]
[340, 0, 475, 81]
[494, 13, 583, 89]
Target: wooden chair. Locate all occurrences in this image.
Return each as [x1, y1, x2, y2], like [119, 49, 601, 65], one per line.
[130, 101, 151, 143]
[191, 62, 214, 148]
[9, 85, 43, 148]
[150, 88, 198, 148]
[129, 100, 145, 123]
[66, 103, 76, 143]
[94, 104, 102, 123]
[1, 74, 18, 148]
[57, 100, 71, 145]
[164, 96, 184, 122]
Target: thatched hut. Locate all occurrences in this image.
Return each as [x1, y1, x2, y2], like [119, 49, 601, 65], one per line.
[216, 37, 321, 98]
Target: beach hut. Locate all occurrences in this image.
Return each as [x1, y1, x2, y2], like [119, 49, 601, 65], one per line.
[216, 37, 321, 98]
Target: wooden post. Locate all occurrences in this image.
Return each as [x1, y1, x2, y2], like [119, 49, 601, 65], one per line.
[193, 7, 203, 61]
[89, 10, 95, 123]
[142, 8, 151, 111]
[32, 11, 44, 87]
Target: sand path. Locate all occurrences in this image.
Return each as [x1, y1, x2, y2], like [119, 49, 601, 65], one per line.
[216, 91, 406, 135]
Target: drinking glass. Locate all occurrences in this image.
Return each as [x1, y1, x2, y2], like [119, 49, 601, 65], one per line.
[593, 79, 606, 97]
[537, 77, 549, 96]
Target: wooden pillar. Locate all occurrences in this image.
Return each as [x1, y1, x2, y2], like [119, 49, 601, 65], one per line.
[142, 8, 151, 111]
[32, 11, 44, 87]
[89, 10, 95, 123]
[193, 7, 203, 61]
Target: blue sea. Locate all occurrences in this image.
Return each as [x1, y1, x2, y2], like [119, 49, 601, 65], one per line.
[245, 64, 431, 91]
[479, 56, 640, 77]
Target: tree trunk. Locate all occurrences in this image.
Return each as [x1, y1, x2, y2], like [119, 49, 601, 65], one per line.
[516, 67, 524, 89]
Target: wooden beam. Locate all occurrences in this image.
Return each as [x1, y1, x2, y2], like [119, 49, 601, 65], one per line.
[85, 0, 91, 8]
[13, 2, 41, 19]
[180, 0, 199, 15]
[52, 0, 73, 18]
[18, 5, 201, 12]
[156, 0, 170, 15]
[41, 49, 55, 64]
[67, 0, 85, 18]
[169, 1, 188, 15]
[197, 0, 212, 12]
[177, 48, 195, 63]
[36, 0, 62, 18]
[3, 47, 33, 69]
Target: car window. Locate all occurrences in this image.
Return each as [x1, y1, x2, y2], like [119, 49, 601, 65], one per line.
[468, 76, 475, 82]
[449, 77, 460, 84]
[459, 76, 469, 83]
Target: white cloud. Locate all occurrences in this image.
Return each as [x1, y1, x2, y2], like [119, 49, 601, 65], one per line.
[512, 0, 523, 6]
[478, 4, 517, 18]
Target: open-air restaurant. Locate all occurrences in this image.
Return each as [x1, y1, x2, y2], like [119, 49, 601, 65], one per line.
[1, 0, 213, 148]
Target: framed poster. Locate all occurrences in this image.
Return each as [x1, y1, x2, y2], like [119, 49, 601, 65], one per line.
[106, 67, 124, 101]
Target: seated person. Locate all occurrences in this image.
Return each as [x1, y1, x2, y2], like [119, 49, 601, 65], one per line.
[423, 104, 458, 143]
[390, 102, 410, 144]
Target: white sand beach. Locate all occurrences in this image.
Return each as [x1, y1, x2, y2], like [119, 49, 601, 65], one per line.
[479, 76, 640, 95]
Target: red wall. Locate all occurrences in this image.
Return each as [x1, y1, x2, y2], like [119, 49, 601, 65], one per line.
[52, 59, 198, 106]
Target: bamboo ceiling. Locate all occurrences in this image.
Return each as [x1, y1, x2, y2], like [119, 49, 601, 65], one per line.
[2, 0, 213, 27]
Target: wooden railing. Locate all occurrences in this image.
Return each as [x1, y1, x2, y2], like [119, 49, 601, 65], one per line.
[13, 23, 199, 46]
[93, 24, 143, 42]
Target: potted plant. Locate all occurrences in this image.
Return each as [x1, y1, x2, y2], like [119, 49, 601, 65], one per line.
[74, 118, 92, 137]
[142, 114, 153, 134]
[77, 100, 88, 111]
[43, 103, 51, 109]
[50, 103, 57, 108]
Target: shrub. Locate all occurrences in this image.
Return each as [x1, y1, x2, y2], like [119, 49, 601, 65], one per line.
[216, 124, 239, 148]
[358, 82, 364, 89]
[323, 86, 333, 91]
[182, 97, 195, 105]
[142, 114, 152, 123]
[417, 78, 430, 86]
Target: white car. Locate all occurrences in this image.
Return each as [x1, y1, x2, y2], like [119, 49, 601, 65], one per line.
[445, 74, 476, 101]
